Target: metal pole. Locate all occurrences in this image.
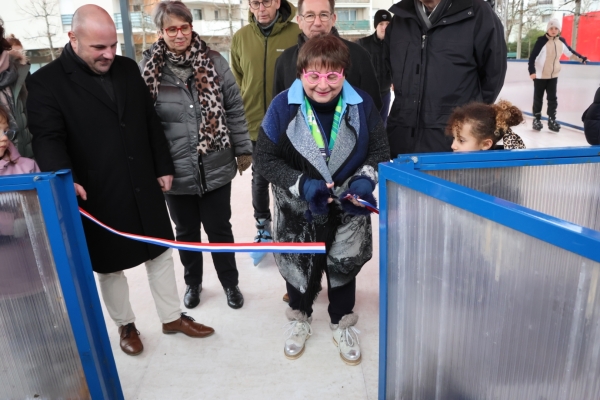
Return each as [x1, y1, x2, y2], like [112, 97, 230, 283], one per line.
[119, 0, 136, 59]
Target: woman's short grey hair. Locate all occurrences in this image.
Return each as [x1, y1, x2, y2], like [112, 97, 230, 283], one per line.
[152, 1, 193, 30]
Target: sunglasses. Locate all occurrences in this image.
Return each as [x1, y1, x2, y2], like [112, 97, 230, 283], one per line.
[302, 69, 344, 85]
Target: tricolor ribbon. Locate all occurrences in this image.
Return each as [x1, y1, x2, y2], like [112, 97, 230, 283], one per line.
[79, 208, 325, 254]
[343, 194, 379, 214]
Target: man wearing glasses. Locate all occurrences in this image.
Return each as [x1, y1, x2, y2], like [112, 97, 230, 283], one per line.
[231, 0, 301, 268]
[272, 0, 382, 113]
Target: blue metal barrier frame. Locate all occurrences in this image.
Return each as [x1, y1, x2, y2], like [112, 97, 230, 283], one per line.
[0, 171, 123, 400]
[378, 147, 600, 399]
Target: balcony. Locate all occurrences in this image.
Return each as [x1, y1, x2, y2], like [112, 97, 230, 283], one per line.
[192, 19, 244, 37]
[336, 20, 370, 31]
[114, 12, 155, 31]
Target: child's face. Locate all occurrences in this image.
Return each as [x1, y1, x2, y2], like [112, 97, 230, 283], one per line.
[547, 27, 559, 37]
[0, 116, 8, 134]
[0, 135, 8, 159]
[451, 122, 493, 152]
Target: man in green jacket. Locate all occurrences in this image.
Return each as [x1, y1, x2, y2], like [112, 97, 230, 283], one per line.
[231, 0, 301, 268]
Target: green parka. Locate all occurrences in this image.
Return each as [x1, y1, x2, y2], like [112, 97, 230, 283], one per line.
[230, 0, 301, 141]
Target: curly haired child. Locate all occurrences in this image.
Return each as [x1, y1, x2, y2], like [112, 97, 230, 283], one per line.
[446, 100, 526, 152]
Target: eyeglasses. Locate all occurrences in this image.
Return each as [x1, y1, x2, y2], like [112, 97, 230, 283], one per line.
[249, 0, 273, 9]
[163, 24, 192, 37]
[299, 12, 332, 22]
[0, 130, 16, 141]
[302, 69, 344, 84]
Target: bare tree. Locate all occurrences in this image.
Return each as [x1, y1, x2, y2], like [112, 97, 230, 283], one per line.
[19, 0, 60, 60]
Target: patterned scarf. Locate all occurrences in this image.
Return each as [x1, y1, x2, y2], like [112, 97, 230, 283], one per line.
[142, 32, 230, 154]
[502, 129, 526, 150]
[304, 95, 343, 163]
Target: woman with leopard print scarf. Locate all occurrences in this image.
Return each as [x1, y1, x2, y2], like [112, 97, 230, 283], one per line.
[140, 1, 252, 310]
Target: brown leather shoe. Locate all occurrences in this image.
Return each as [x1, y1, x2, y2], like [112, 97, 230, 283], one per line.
[162, 313, 214, 338]
[283, 293, 290, 303]
[118, 323, 143, 356]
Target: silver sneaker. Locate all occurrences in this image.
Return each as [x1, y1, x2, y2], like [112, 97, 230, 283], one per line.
[331, 313, 361, 366]
[283, 309, 312, 360]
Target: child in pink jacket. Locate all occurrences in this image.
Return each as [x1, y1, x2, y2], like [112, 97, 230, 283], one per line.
[0, 105, 39, 176]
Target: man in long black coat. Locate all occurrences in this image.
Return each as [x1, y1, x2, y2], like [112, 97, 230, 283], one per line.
[26, 5, 214, 356]
[385, 0, 506, 158]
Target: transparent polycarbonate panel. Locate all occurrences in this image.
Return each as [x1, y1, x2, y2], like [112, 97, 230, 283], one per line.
[428, 163, 600, 231]
[0, 190, 90, 399]
[385, 181, 600, 400]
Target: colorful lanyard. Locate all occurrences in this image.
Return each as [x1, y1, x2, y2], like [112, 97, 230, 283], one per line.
[304, 95, 343, 162]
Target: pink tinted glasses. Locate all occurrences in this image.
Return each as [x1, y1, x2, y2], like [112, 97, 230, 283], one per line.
[302, 69, 344, 85]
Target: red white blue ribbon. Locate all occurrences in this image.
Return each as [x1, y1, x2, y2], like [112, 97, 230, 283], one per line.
[79, 208, 325, 254]
[343, 195, 379, 214]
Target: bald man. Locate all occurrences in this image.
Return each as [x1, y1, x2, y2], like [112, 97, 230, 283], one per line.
[27, 5, 215, 356]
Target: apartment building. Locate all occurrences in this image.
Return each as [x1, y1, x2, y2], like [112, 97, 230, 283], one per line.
[1, 0, 245, 70]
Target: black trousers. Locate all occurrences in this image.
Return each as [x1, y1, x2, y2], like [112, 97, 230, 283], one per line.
[251, 141, 271, 221]
[533, 78, 558, 118]
[164, 182, 238, 288]
[286, 277, 356, 324]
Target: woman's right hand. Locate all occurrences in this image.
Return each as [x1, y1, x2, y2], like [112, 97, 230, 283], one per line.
[529, 74, 536, 80]
[302, 178, 332, 215]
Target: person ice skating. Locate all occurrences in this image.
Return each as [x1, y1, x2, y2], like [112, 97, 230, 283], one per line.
[528, 18, 587, 132]
[255, 35, 389, 365]
[447, 100, 526, 151]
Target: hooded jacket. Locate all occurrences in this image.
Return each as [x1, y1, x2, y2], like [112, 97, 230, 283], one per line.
[357, 32, 392, 95]
[385, 0, 506, 156]
[273, 28, 383, 111]
[528, 34, 586, 79]
[582, 87, 600, 145]
[230, 0, 301, 141]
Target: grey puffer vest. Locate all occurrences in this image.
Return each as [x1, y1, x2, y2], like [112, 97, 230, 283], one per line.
[139, 50, 252, 196]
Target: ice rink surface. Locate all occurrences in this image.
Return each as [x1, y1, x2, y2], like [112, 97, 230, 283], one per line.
[98, 63, 596, 399]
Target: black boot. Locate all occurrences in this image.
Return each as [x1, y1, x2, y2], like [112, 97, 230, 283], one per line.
[184, 284, 202, 309]
[548, 118, 561, 132]
[224, 286, 244, 309]
[532, 118, 543, 131]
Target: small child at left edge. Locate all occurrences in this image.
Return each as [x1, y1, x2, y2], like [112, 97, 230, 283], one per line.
[0, 105, 39, 176]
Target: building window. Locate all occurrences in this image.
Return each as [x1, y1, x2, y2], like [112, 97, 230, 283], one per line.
[542, 14, 553, 22]
[61, 14, 73, 32]
[336, 9, 357, 21]
[132, 4, 142, 11]
[193, 9, 203, 20]
[215, 10, 219, 20]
